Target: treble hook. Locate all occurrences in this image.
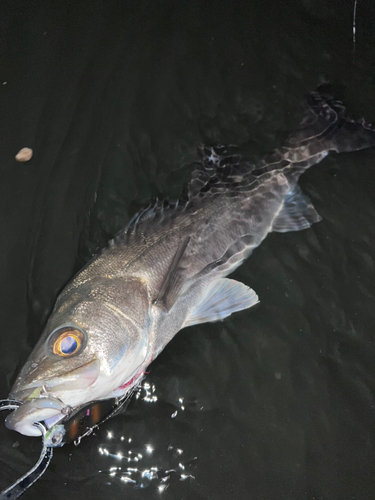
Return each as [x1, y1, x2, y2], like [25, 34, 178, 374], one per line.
[0, 400, 53, 500]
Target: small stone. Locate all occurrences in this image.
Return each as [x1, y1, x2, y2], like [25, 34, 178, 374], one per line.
[15, 147, 33, 162]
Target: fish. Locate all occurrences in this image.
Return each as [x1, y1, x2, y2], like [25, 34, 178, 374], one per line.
[5, 87, 375, 440]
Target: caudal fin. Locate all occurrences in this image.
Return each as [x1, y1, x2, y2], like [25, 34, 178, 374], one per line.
[254, 85, 375, 177]
[254, 85, 375, 234]
[289, 86, 375, 153]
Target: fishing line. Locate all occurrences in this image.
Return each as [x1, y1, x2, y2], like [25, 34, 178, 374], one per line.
[353, 0, 358, 50]
[0, 401, 53, 500]
[0, 391, 135, 496]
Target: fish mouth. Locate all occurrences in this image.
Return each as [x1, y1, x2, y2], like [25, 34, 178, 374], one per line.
[5, 396, 66, 436]
[6, 358, 101, 437]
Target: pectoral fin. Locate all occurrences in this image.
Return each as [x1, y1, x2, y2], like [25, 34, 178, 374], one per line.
[271, 184, 321, 233]
[153, 236, 190, 312]
[183, 278, 259, 328]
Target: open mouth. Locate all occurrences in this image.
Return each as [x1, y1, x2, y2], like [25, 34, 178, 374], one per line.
[6, 358, 101, 436]
[4, 392, 69, 437]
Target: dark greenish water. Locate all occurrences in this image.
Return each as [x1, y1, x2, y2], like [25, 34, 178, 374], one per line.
[1, 1, 375, 498]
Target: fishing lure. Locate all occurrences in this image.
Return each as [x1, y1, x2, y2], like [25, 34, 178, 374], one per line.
[0, 393, 132, 499]
[44, 392, 132, 447]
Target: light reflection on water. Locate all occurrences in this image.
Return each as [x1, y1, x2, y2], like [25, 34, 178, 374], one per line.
[95, 382, 197, 492]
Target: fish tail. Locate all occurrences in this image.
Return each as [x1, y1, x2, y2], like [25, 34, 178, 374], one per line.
[254, 85, 375, 178]
[254, 85, 375, 233]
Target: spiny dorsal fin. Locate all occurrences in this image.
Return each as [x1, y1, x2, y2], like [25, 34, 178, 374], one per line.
[189, 144, 254, 200]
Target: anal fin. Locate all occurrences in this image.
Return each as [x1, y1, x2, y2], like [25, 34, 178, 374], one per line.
[271, 184, 321, 233]
[183, 278, 259, 328]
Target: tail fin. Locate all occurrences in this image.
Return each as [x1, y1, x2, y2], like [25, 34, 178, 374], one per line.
[289, 86, 375, 153]
[254, 86, 375, 177]
[256, 85, 375, 233]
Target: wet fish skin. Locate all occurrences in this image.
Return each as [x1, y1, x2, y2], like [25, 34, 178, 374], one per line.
[6, 88, 375, 437]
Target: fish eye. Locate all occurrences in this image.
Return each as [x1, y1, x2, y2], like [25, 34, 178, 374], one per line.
[51, 328, 84, 357]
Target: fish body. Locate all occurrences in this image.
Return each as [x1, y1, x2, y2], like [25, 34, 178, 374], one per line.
[6, 89, 375, 439]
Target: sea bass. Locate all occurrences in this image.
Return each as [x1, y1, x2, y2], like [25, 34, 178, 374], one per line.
[5, 89, 375, 438]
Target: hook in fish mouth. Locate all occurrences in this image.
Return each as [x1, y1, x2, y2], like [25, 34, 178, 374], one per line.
[6, 357, 101, 436]
[4, 388, 73, 437]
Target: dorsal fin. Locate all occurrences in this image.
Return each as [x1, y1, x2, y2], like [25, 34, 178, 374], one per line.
[109, 146, 255, 251]
[189, 144, 254, 200]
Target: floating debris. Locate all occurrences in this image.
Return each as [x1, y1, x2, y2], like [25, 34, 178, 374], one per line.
[15, 147, 33, 162]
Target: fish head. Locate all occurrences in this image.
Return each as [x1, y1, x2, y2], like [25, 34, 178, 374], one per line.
[6, 276, 151, 437]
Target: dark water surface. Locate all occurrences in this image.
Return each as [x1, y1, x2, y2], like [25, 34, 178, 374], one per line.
[1, 1, 375, 499]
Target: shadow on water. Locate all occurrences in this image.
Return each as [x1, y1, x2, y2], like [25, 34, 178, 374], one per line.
[1, 0, 375, 499]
